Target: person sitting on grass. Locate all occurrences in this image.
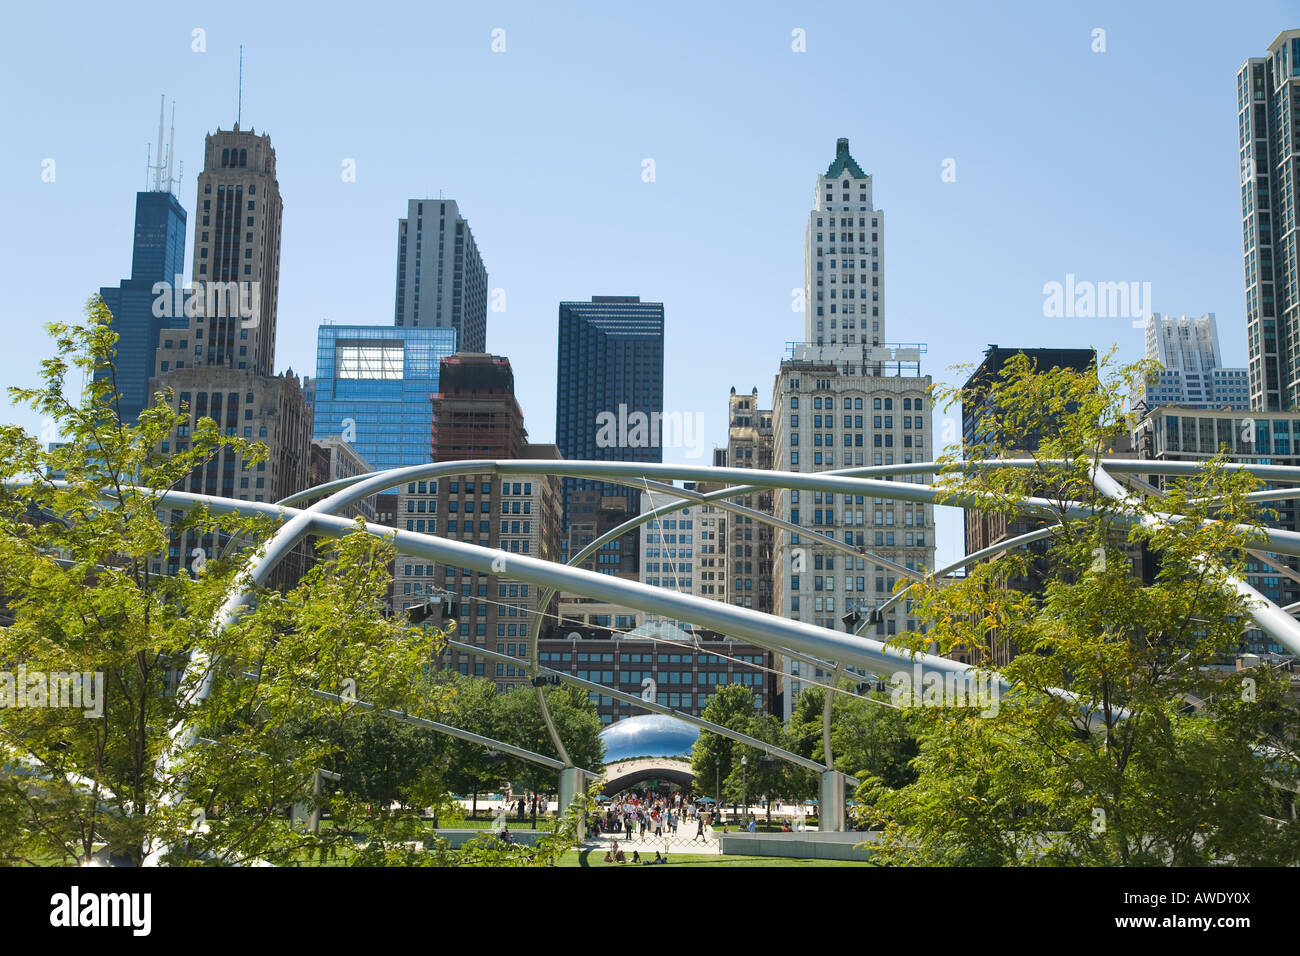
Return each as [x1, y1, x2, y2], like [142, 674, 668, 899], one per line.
[632, 850, 640, 864]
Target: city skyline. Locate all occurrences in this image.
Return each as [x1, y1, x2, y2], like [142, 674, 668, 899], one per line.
[2, 3, 1292, 571]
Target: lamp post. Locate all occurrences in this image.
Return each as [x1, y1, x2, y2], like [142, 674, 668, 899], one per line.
[741, 755, 748, 827]
[714, 753, 721, 825]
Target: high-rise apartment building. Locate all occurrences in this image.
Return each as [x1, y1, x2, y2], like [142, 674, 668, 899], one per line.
[395, 355, 562, 689]
[555, 296, 665, 550]
[1135, 313, 1249, 411]
[393, 199, 488, 353]
[1238, 31, 1300, 411]
[771, 138, 935, 718]
[308, 325, 458, 471]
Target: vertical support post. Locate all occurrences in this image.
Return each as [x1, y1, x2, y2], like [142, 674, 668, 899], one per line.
[308, 770, 322, 834]
[558, 767, 586, 842]
[820, 770, 846, 832]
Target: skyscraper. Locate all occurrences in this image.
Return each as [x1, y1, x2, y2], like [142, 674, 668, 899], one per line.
[554, 296, 665, 551]
[1135, 313, 1249, 411]
[771, 138, 934, 718]
[309, 324, 458, 471]
[98, 103, 188, 424]
[149, 126, 310, 586]
[152, 127, 283, 376]
[393, 199, 488, 353]
[99, 190, 188, 423]
[1238, 30, 1300, 411]
[805, 137, 884, 349]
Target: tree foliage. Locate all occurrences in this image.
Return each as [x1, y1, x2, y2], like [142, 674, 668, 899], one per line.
[0, 300, 451, 865]
[857, 353, 1300, 865]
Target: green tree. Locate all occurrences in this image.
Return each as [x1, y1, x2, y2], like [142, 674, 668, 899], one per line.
[721, 711, 787, 824]
[0, 300, 451, 866]
[690, 683, 761, 812]
[828, 688, 919, 790]
[435, 672, 508, 819]
[496, 682, 604, 828]
[859, 353, 1300, 865]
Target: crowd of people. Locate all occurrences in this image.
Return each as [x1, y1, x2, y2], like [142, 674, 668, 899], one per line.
[590, 788, 724, 843]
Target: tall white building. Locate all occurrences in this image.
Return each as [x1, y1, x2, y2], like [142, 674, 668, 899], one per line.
[393, 198, 488, 352]
[774, 138, 935, 719]
[805, 138, 884, 348]
[1137, 313, 1249, 411]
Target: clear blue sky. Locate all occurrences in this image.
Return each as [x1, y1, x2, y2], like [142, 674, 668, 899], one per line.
[1, 0, 1295, 566]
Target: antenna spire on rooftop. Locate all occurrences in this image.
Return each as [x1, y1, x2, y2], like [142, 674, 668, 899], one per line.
[236, 44, 243, 129]
[152, 94, 165, 191]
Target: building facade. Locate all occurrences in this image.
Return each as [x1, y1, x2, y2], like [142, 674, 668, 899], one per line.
[393, 199, 488, 353]
[308, 436, 376, 521]
[397, 355, 562, 688]
[309, 325, 458, 472]
[1238, 31, 1300, 411]
[723, 387, 774, 613]
[535, 621, 775, 723]
[1136, 313, 1249, 412]
[771, 361, 934, 715]
[98, 188, 188, 424]
[555, 296, 665, 552]
[768, 139, 935, 718]
[804, 138, 885, 349]
[1133, 405, 1300, 655]
[564, 490, 641, 580]
[149, 126, 312, 588]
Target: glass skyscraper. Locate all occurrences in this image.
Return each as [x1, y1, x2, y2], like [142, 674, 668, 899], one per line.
[1238, 30, 1300, 411]
[98, 190, 188, 423]
[554, 296, 665, 548]
[310, 325, 458, 471]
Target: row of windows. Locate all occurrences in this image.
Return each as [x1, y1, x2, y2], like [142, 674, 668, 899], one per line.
[790, 396, 919, 410]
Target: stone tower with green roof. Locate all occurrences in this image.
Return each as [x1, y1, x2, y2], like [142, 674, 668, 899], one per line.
[803, 137, 883, 348]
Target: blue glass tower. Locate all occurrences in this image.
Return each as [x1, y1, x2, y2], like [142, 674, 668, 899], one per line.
[310, 325, 458, 471]
[98, 191, 188, 422]
[555, 296, 665, 539]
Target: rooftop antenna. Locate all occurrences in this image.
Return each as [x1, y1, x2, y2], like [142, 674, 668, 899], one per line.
[168, 100, 184, 196]
[151, 94, 166, 191]
[236, 44, 243, 129]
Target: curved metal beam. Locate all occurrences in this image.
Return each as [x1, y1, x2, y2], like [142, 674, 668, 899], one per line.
[446, 639, 852, 783]
[869, 524, 1063, 620]
[1089, 464, 1300, 657]
[298, 683, 595, 776]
